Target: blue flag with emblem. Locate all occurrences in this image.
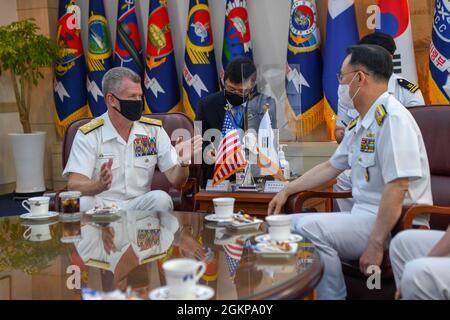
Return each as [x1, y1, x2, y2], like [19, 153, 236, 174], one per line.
[222, 0, 253, 71]
[114, 0, 143, 76]
[428, 0, 450, 104]
[285, 0, 324, 138]
[182, 0, 220, 119]
[323, 0, 359, 140]
[54, 0, 88, 138]
[144, 0, 181, 114]
[87, 0, 113, 117]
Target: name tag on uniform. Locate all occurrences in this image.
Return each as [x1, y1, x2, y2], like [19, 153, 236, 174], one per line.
[360, 137, 375, 153]
[134, 136, 157, 157]
[98, 153, 115, 165]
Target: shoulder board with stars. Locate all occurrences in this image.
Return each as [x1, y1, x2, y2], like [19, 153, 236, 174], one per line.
[348, 116, 359, 130]
[375, 104, 387, 126]
[139, 117, 162, 127]
[79, 118, 104, 135]
[397, 78, 419, 93]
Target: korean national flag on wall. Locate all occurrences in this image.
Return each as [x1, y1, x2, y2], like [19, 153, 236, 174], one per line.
[376, 0, 418, 83]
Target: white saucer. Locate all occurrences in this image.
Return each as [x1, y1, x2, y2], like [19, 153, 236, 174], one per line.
[255, 233, 303, 243]
[204, 214, 233, 223]
[19, 211, 59, 220]
[149, 285, 214, 300]
[21, 220, 59, 226]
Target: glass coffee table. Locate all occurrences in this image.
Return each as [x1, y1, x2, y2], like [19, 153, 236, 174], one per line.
[0, 210, 323, 300]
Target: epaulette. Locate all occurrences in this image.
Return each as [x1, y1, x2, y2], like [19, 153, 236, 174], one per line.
[79, 118, 104, 134]
[397, 78, 419, 93]
[139, 117, 162, 126]
[348, 116, 359, 130]
[375, 104, 387, 126]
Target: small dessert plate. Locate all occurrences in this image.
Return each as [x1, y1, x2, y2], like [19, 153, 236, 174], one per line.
[254, 233, 303, 243]
[149, 285, 214, 300]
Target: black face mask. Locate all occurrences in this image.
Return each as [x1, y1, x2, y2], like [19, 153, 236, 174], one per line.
[111, 94, 143, 121]
[225, 91, 246, 107]
[224, 86, 257, 107]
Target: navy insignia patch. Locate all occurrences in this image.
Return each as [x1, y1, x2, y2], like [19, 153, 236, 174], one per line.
[139, 117, 162, 126]
[397, 78, 419, 93]
[79, 118, 104, 134]
[348, 116, 359, 130]
[375, 105, 387, 126]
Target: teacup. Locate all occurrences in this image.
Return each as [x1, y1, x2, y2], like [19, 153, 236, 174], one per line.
[265, 215, 292, 241]
[22, 196, 50, 217]
[163, 258, 206, 299]
[212, 197, 235, 219]
[23, 224, 52, 242]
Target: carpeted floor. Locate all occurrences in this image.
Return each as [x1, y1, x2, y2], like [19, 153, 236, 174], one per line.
[0, 193, 28, 217]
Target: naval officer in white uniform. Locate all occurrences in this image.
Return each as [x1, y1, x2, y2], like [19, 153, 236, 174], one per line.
[334, 32, 425, 212]
[268, 45, 432, 299]
[63, 67, 202, 212]
[389, 227, 450, 300]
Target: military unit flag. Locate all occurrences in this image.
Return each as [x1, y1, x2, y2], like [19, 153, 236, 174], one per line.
[285, 0, 324, 138]
[222, 0, 253, 71]
[428, 0, 450, 104]
[114, 0, 143, 76]
[144, 0, 181, 114]
[182, 0, 219, 119]
[54, 0, 88, 138]
[86, 0, 113, 117]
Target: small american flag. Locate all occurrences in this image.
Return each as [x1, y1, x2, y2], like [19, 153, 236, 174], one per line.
[213, 111, 246, 186]
[223, 238, 245, 277]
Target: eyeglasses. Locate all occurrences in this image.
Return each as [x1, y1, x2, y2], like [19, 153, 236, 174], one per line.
[336, 70, 369, 83]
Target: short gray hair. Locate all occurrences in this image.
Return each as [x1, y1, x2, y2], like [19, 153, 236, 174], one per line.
[101, 67, 141, 96]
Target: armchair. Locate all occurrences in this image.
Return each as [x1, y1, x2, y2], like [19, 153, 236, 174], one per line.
[53, 112, 201, 212]
[286, 104, 450, 299]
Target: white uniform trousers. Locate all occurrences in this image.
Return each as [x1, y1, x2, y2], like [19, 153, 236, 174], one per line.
[80, 190, 173, 213]
[291, 211, 385, 300]
[389, 229, 450, 300]
[333, 170, 354, 212]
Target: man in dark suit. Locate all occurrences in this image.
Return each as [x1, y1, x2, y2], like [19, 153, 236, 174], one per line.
[196, 57, 277, 188]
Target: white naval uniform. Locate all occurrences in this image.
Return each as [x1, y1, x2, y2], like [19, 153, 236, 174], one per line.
[335, 74, 425, 212]
[76, 211, 179, 273]
[290, 92, 432, 299]
[62, 112, 179, 212]
[389, 229, 450, 300]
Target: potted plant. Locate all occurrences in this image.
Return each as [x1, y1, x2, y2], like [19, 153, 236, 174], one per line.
[0, 19, 57, 196]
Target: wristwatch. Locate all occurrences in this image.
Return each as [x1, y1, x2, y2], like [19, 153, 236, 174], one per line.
[178, 159, 191, 167]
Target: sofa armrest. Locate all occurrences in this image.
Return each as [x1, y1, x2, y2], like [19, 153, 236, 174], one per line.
[286, 190, 352, 213]
[402, 205, 450, 229]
